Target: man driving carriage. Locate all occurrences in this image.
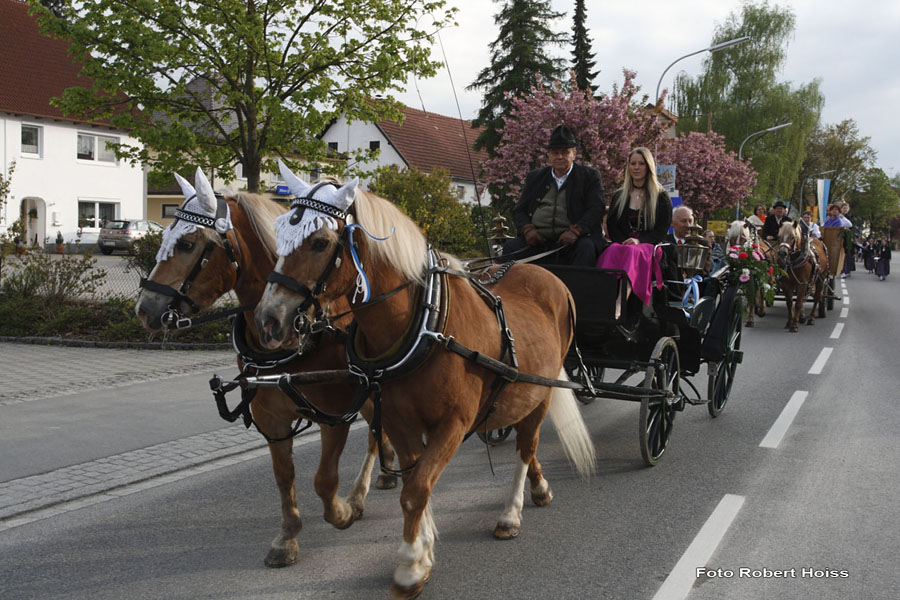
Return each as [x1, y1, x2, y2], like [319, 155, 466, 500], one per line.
[503, 124, 606, 266]
[761, 200, 791, 242]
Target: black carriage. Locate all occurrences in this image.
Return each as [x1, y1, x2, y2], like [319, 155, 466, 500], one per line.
[539, 240, 744, 466]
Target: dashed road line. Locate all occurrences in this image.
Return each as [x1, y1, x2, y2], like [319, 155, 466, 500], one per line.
[840, 307, 849, 318]
[808, 347, 833, 375]
[760, 391, 809, 449]
[652, 494, 746, 600]
[830, 323, 844, 339]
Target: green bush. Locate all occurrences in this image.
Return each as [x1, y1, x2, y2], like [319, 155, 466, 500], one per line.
[1, 249, 106, 302]
[126, 230, 163, 278]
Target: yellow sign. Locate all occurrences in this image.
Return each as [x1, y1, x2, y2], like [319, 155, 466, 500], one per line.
[707, 220, 728, 236]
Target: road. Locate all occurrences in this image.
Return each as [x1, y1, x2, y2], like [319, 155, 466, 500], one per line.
[1, 271, 898, 599]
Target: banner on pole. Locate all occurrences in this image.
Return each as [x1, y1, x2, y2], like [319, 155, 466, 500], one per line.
[816, 179, 831, 225]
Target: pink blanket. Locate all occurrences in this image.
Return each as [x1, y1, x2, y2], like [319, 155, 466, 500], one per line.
[596, 243, 663, 305]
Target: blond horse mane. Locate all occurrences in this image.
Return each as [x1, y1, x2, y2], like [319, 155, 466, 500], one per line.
[778, 220, 801, 246]
[350, 189, 430, 286]
[223, 191, 287, 264]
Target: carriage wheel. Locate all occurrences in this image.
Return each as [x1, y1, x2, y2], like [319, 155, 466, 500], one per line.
[567, 365, 604, 405]
[707, 298, 742, 417]
[640, 337, 679, 466]
[476, 426, 513, 446]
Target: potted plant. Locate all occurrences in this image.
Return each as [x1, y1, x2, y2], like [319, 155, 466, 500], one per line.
[55, 230, 65, 253]
[27, 208, 38, 220]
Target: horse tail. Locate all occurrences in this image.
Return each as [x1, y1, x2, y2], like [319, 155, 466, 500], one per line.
[548, 368, 596, 479]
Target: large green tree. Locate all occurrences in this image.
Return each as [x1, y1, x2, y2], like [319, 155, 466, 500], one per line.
[30, 0, 454, 192]
[672, 0, 823, 209]
[850, 168, 900, 235]
[794, 119, 877, 206]
[468, 0, 567, 155]
[570, 0, 598, 93]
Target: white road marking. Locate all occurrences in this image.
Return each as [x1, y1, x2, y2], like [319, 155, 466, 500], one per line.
[760, 391, 809, 449]
[830, 323, 844, 339]
[808, 347, 833, 375]
[652, 494, 746, 600]
[840, 306, 849, 318]
[843, 295, 849, 305]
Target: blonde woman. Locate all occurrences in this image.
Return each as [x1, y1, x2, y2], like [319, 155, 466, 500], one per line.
[606, 147, 672, 245]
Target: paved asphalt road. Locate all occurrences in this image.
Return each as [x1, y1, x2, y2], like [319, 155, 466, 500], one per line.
[0, 268, 897, 599]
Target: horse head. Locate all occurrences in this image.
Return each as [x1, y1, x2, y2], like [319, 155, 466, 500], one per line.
[255, 161, 362, 349]
[135, 168, 284, 331]
[776, 220, 802, 268]
[726, 220, 751, 247]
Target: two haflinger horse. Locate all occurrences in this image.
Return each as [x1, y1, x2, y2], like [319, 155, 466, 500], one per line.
[134, 168, 399, 569]
[727, 217, 828, 332]
[253, 162, 595, 598]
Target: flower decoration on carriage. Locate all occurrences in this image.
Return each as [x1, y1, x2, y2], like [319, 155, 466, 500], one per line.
[156, 167, 233, 262]
[724, 241, 784, 306]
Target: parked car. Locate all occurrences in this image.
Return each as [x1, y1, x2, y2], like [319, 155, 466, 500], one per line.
[97, 219, 164, 255]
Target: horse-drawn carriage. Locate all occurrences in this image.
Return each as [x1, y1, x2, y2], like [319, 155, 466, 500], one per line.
[542, 238, 744, 465]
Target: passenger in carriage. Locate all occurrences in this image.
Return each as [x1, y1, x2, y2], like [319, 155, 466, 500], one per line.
[747, 204, 767, 231]
[666, 205, 712, 273]
[503, 124, 606, 266]
[800, 210, 821, 239]
[760, 200, 791, 242]
[605, 147, 672, 246]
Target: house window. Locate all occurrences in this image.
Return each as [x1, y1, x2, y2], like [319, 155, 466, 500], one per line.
[456, 185, 466, 199]
[328, 142, 338, 152]
[78, 200, 117, 228]
[77, 133, 119, 163]
[235, 162, 245, 180]
[369, 140, 380, 151]
[162, 204, 179, 218]
[21, 124, 43, 157]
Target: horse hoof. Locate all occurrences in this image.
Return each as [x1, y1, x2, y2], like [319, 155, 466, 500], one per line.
[531, 487, 553, 507]
[790, 326, 798, 333]
[493, 523, 520, 540]
[745, 320, 755, 328]
[376, 474, 398, 489]
[755, 307, 766, 318]
[390, 577, 426, 600]
[806, 319, 815, 326]
[264, 542, 298, 568]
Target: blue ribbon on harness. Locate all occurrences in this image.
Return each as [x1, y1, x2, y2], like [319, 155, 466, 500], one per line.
[345, 223, 396, 303]
[681, 275, 703, 309]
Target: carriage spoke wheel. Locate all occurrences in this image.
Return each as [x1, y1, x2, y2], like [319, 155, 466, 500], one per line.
[640, 337, 679, 466]
[708, 297, 742, 417]
[476, 426, 513, 446]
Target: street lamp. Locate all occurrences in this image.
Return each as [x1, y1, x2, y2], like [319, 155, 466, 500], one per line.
[655, 36, 751, 105]
[735, 122, 793, 220]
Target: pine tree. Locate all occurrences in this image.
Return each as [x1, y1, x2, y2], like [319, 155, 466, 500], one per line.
[467, 0, 567, 155]
[571, 0, 598, 93]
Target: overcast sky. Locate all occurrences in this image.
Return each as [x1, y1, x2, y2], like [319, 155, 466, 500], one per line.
[395, 0, 900, 179]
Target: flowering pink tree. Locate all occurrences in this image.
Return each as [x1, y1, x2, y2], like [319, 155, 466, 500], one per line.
[483, 70, 668, 211]
[656, 131, 757, 218]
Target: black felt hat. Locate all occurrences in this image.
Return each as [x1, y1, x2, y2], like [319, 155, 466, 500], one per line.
[773, 200, 787, 209]
[547, 124, 577, 149]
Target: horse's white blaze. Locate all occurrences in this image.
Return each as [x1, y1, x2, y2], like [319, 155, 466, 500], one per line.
[548, 368, 596, 478]
[394, 502, 437, 587]
[498, 459, 529, 528]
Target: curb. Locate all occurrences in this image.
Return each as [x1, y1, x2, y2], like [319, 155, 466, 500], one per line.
[0, 336, 231, 351]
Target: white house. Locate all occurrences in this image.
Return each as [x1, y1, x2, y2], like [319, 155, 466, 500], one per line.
[321, 104, 491, 206]
[0, 0, 144, 247]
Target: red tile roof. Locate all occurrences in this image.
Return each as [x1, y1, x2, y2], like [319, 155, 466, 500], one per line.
[376, 105, 489, 183]
[0, 0, 101, 124]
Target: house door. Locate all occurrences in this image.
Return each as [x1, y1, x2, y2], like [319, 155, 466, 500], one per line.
[21, 197, 46, 248]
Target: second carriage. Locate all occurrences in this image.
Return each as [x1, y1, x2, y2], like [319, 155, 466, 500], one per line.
[542, 234, 745, 466]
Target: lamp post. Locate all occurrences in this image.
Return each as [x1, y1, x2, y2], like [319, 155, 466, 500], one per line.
[655, 36, 751, 106]
[735, 122, 793, 220]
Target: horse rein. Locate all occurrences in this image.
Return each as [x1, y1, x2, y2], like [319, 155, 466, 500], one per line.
[139, 194, 247, 329]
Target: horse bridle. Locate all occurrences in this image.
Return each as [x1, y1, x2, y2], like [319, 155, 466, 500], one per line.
[266, 182, 349, 333]
[139, 194, 243, 329]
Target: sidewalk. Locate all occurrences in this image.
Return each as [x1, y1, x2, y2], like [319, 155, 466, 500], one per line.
[0, 340, 293, 530]
[0, 340, 235, 406]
